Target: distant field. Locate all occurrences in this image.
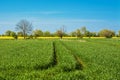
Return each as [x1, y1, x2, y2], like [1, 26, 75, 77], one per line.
[0, 39, 120, 80]
[0, 36, 120, 40]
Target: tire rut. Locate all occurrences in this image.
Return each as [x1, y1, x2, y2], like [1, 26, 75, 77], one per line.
[34, 41, 57, 70]
[60, 41, 85, 70]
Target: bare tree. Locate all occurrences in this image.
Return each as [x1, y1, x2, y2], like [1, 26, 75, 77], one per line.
[56, 25, 66, 39]
[16, 20, 33, 39]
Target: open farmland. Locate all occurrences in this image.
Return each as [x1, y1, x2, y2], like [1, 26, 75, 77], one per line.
[0, 39, 120, 80]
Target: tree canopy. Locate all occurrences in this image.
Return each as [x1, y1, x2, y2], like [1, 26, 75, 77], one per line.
[99, 29, 115, 38]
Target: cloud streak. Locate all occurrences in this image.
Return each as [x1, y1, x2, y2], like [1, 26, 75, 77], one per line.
[0, 18, 106, 27]
[28, 11, 64, 15]
[32, 18, 106, 25]
[0, 11, 64, 15]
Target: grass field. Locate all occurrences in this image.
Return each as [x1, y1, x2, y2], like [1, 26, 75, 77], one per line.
[0, 39, 120, 80]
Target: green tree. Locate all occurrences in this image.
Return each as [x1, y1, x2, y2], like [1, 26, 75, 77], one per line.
[17, 32, 23, 37]
[99, 29, 115, 38]
[90, 32, 97, 37]
[5, 30, 12, 36]
[75, 29, 81, 38]
[11, 32, 18, 39]
[10, 31, 16, 37]
[50, 33, 56, 37]
[43, 31, 51, 37]
[118, 30, 120, 37]
[81, 26, 87, 36]
[85, 31, 91, 38]
[5, 30, 17, 39]
[70, 31, 76, 37]
[33, 29, 43, 38]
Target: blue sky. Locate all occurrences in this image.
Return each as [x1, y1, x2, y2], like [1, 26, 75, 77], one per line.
[0, 0, 120, 34]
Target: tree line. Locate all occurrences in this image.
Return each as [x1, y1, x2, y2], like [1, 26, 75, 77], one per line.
[0, 19, 120, 39]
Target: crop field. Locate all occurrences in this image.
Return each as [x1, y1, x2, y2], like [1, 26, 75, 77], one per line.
[0, 39, 120, 80]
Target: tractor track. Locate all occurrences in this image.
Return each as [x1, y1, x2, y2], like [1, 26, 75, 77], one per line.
[34, 41, 57, 70]
[60, 41, 84, 70]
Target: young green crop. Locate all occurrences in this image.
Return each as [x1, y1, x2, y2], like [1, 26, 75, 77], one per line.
[54, 41, 77, 72]
[0, 39, 120, 80]
[62, 39, 120, 80]
[0, 40, 54, 79]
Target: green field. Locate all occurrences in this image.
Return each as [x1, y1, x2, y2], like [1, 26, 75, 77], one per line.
[0, 39, 120, 80]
